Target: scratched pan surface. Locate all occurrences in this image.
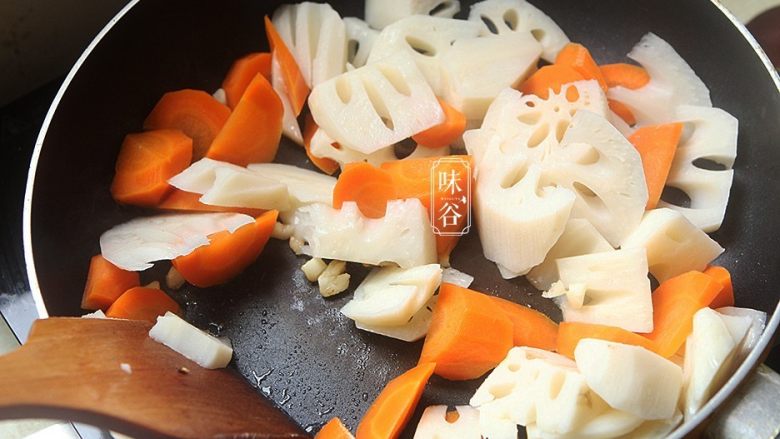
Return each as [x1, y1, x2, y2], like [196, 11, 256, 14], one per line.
[25, 0, 780, 436]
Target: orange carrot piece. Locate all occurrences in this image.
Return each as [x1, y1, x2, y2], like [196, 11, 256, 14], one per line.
[303, 113, 340, 175]
[222, 52, 273, 109]
[81, 255, 140, 311]
[705, 266, 735, 309]
[608, 99, 637, 126]
[412, 99, 467, 148]
[519, 64, 584, 99]
[157, 188, 266, 217]
[356, 363, 435, 439]
[628, 123, 683, 210]
[555, 43, 608, 91]
[143, 89, 230, 160]
[264, 16, 308, 116]
[206, 74, 283, 166]
[172, 210, 278, 288]
[110, 129, 193, 207]
[419, 283, 513, 380]
[557, 322, 659, 359]
[643, 271, 724, 357]
[600, 63, 650, 90]
[105, 287, 181, 323]
[332, 162, 396, 218]
[316, 418, 354, 439]
[489, 296, 558, 351]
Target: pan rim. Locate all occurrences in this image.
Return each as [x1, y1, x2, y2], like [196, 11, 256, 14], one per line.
[20, 0, 780, 436]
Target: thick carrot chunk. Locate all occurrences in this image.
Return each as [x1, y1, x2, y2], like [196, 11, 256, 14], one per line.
[519, 64, 584, 99]
[81, 255, 140, 310]
[555, 43, 608, 91]
[705, 266, 735, 309]
[264, 16, 309, 116]
[489, 296, 558, 351]
[557, 322, 659, 359]
[303, 114, 340, 175]
[412, 99, 467, 148]
[600, 63, 650, 89]
[106, 287, 181, 322]
[628, 123, 683, 210]
[222, 52, 273, 109]
[608, 99, 637, 126]
[316, 418, 354, 439]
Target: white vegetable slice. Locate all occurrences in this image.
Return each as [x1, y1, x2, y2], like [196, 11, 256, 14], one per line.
[607, 33, 711, 125]
[525, 409, 644, 439]
[342, 264, 441, 326]
[291, 199, 437, 268]
[149, 312, 233, 369]
[526, 218, 613, 291]
[468, 0, 570, 62]
[658, 105, 738, 232]
[683, 307, 752, 420]
[575, 339, 683, 420]
[100, 213, 254, 271]
[199, 167, 290, 211]
[271, 2, 346, 87]
[615, 411, 682, 439]
[556, 248, 653, 333]
[441, 31, 541, 119]
[441, 267, 474, 288]
[271, 52, 303, 145]
[716, 306, 767, 359]
[365, 0, 461, 30]
[344, 17, 378, 68]
[168, 158, 244, 194]
[414, 405, 481, 439]
[621, 208, 723, 282]
[471, 135, 575, 277]
[309, 53, 444, 154]
[368, 16, 481, 95]
[247, 163, 336, 208]
[356, 295, 438, 342]
[308, 128, 396, 169]
[471, 347, 609, 437]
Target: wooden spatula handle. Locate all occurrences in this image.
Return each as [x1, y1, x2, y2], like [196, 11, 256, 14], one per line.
[0, 318, 308, 439]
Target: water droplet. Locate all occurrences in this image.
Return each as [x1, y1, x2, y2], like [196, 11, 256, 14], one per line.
[362, 392, 369, 401]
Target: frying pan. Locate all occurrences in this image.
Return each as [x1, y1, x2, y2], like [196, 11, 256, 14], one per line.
[21, 0, 780, 437]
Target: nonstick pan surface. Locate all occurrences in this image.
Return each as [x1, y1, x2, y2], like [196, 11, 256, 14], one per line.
[24, 0, 780, 436]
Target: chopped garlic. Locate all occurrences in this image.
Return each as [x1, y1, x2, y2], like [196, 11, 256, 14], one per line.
[289, 236, 304, 255]
[301, 258, 328, 282]
[212, 88, 227, 106]
[149, 312, 233, 369]
[542, 280, 586, 309]
[165, 266, 186, 290]
[318, 260, 350, 297]
[271, 222, 294, 240]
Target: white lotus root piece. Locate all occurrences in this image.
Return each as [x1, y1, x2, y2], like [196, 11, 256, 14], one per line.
[356, 295, 438, 342]
[525, 409, 644, 439]
[657, 105, 738, 232]
[367, 16, 481, 95]
[441, 32, 541, 119]
[622, 208, 724, 283]
[308, 128, 396, 169]
[468, 0, 570, 62]
[717, 306, 767, 360]
[309, 53, 444, 154]
[247, 163, 336, 208]
[271, 2, 346, 87]
[527, 218, 613, 291]
[198, 167, 290, 211]
[556, 248, 653, 333]
[471, 347, 621, 438]
[414, 405, 481, 439]
[341, 264, 441, 326]
[607, 33, 711, 125]
[291, 199, 437, 268]
[365, 0, 461, 30]
[149, 312, 233, 369]
[344, 17, 379, 68]
[271, 52, 303, 145]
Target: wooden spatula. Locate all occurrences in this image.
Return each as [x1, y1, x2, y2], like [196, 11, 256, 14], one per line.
[0, 317, 308, 439]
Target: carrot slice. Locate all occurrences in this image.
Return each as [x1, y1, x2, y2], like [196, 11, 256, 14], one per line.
[206, 74, 283, 166]
[600, 63, 651, 90]
[419, 283, 513, 380]
[81, 255, 140, 311]
[157, 188, 266, 217]
[106, 287, 181, 322]
[643, 271, 724, 357]
[264, 16, 308, 116]
[412, 99, 467, 148]
[332, 162, 396, 218]
[705, 266, 735, 309]
[143, 90, 230, 160]
[222, 52, 273, 109]
[489, 296, 558, 351]
[355, 363, 435, 439]
[557, 322, 659, 359]
[608, 99, 637, 126]
[303, 113, 340, 175]
[628, 123, 683, 210]
[172, 210, 278, 288]
[316, 418, 354, 439]
[519, 64, 584, 99]
[555, 43, 608, 91]
[110, 129, 193, 207]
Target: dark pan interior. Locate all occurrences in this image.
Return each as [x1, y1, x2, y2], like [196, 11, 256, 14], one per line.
[28, 0, 780, 435]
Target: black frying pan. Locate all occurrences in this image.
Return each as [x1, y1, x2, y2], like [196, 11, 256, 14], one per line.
[23, 0, 780, 437]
